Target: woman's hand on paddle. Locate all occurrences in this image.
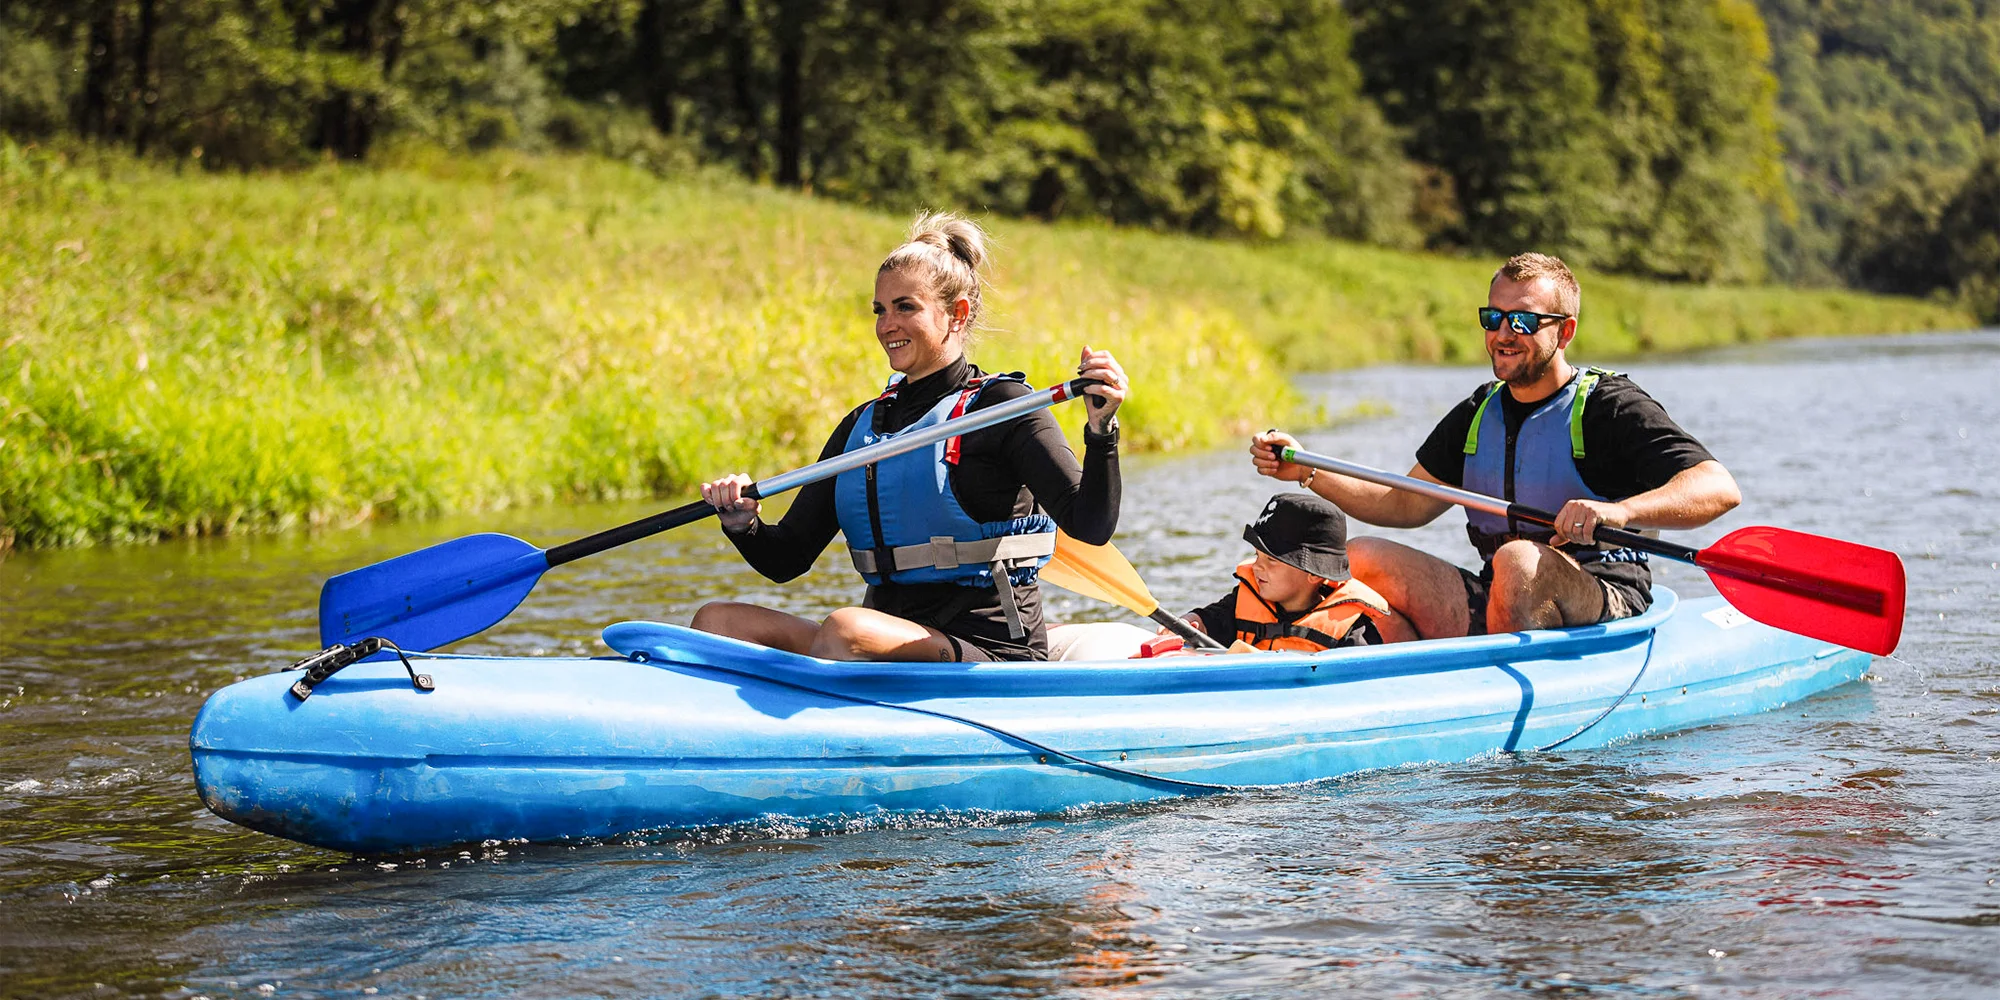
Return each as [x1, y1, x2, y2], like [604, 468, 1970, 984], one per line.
[1076, 346, 1127, 432]
[1250, 430, 1307, 482]
[1553, 498, 1630, 545]
[700, 474, 761, 534]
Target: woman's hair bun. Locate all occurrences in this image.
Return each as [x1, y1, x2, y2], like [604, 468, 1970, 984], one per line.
[905, 211, 989, 274]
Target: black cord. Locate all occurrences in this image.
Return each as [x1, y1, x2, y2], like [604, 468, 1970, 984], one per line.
[1534, 634, 1656, 752]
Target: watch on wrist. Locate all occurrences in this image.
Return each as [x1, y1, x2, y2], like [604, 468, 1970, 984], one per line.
[1085, 415, 1120, 443]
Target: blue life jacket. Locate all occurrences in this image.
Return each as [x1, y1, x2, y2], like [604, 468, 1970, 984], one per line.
[832, 372, 1057, 637]
[1460, 367, 1646, 567]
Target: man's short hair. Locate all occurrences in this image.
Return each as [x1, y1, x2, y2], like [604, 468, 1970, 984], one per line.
[1495, 252, 1580, 317]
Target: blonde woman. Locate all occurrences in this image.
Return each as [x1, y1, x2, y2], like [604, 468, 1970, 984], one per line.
[694, 213, 1128, 662]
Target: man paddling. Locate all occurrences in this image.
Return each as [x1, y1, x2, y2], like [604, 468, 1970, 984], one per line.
[1252, 252, 1741, 637]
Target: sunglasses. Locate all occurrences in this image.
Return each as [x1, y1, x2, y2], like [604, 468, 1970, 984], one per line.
[1478, 307, 1570, 337]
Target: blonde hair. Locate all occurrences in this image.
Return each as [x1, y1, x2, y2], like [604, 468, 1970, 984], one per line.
[1495, 252, 1581, 317]
[878, 211, 993, 332]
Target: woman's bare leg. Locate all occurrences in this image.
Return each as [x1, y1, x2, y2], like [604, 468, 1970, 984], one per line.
[809, 606, 957, 662]
[689, 601, 822, 655]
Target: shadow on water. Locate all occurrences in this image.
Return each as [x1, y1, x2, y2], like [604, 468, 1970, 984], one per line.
[3, 330, 1999, 997]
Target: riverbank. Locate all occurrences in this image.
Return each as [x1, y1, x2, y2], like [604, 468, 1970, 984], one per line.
[0, 143, 1972, 550]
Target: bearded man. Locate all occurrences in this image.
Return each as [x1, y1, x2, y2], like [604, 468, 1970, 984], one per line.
[1252, 252, 1741, 637]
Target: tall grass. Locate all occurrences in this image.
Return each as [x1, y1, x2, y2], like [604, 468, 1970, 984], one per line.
[0, 143, 1972, 550]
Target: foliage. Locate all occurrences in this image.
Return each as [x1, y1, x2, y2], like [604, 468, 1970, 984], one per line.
[549, 0, 1419, 243]
[0, 144, 1968, 551]
[1758, 0, 2000, 285]
[1843, 149, 2000, 322]
[1349, 0, 1788, 282]
[0, 144, 1303, 550]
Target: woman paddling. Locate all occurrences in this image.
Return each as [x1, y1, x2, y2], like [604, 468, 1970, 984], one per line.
[693, 212, 1128, 662]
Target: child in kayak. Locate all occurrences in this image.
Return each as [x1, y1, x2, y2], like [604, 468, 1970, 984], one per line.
[1169, 493, 1417, 650]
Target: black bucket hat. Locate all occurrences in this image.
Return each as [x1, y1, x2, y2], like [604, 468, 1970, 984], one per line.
[1243, 493, 1351, 582]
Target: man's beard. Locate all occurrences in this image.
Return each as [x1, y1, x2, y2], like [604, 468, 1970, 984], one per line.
[1496, 339, 1559, 386]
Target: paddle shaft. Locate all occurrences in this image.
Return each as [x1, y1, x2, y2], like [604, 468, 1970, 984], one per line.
[545, 378, 1106, 568]
[1278, 447, 1881, 613]
[1279, 447, 1693, 559]
[1149, 608, 1227, 650]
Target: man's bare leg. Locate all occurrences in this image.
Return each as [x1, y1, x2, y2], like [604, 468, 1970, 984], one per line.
[1346, 537, 1473, 640]
[1485, 539, 1605, 632]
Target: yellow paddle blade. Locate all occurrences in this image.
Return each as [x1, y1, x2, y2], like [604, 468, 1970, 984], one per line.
[1040, 530, 1161, 617]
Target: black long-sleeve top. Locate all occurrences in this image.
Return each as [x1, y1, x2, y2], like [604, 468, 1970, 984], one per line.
[726, 357, 1121, 660]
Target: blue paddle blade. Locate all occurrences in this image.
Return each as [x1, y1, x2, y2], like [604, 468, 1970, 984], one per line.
[318, 533, 551, 651]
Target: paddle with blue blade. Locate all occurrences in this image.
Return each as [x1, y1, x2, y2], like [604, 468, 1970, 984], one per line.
[320, 377, 1108, 651]
[1277, 447, 1906, 656]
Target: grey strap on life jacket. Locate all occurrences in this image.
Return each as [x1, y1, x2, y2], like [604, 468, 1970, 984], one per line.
[848, 533, 1057, 638]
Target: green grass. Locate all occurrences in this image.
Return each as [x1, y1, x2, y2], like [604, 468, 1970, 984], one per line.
[0, 142, 1972, 550]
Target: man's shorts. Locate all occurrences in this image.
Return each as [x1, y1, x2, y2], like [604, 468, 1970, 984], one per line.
[1457, 565, 1648, 637]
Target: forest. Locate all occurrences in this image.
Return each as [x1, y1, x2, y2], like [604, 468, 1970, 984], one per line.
[4, 0, 1996, 316]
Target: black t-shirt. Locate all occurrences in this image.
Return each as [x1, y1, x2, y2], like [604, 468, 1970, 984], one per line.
[726, 357, 1120, 660]
[1413, 369, 1715, 593]
[1186, 587, 1382, 648]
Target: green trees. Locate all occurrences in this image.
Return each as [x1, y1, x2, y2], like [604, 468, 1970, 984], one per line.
[26, 0, 1991, 298]
[1760, 0, 2000, 285]
[1843, 151, 2000, 322]
[550, 0, 1415, 241]
[1349, 0, 1786, 282]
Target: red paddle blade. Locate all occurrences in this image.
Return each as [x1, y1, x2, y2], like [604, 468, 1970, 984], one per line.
[1695, 526, 1906, 656]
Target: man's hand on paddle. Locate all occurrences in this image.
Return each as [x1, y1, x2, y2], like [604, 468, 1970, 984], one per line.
[1552, 498, 1631, 545]
[1250, 429, 1307, 482]
[700, 474, 760, 534]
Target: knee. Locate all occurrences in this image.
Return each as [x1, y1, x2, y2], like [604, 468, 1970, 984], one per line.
[1346, 536, 1392, 578]
[809, 607, 873, 660]
[1489, 539, 1549, 591]
[690, 600, 751, 636]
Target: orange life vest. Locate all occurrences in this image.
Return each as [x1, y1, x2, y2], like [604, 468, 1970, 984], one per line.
[1230, 558, 1393, 652]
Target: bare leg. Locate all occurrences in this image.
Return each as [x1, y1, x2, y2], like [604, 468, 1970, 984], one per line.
[1485, 540, 1605, 632]
[810, 606, 957, 662]
[690, 601, 821, 655]
[1346, 536, 1472, 640]
[1372, 607, 1421, 644]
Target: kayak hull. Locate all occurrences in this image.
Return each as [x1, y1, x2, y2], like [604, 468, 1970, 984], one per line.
[189, 590, 1870, 853]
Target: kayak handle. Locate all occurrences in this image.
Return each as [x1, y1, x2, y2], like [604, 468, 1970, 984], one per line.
[287, 637, 434, 702]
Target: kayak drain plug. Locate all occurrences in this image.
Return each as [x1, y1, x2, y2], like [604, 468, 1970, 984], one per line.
[286, 637, 434, 702]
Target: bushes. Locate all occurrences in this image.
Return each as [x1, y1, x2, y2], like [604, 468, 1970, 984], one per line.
[0, 146, 1310, 549]
[1842, 151, 2000, 323]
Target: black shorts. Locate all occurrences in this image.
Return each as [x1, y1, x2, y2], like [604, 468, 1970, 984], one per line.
[1456, 565, 1649, 636]
[941, 632, 1002, 663]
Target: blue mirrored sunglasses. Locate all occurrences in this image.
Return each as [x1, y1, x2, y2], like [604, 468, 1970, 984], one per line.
[1478, 306, 1569, 337]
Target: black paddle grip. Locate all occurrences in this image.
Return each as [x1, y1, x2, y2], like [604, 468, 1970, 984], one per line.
[546, 498, 716, 568]
[1503, 502, 1700, 562]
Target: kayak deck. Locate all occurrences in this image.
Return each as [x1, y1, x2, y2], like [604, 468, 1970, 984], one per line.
[189, 589, 1871, 853]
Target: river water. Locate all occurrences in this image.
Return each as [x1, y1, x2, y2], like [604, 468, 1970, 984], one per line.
[3, 331, 1997, 998]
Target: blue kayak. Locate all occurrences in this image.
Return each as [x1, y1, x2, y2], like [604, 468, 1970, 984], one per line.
[189, 588, 1870, 854]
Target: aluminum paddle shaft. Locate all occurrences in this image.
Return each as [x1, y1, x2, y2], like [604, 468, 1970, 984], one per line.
[545, 377, 1106, 566]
